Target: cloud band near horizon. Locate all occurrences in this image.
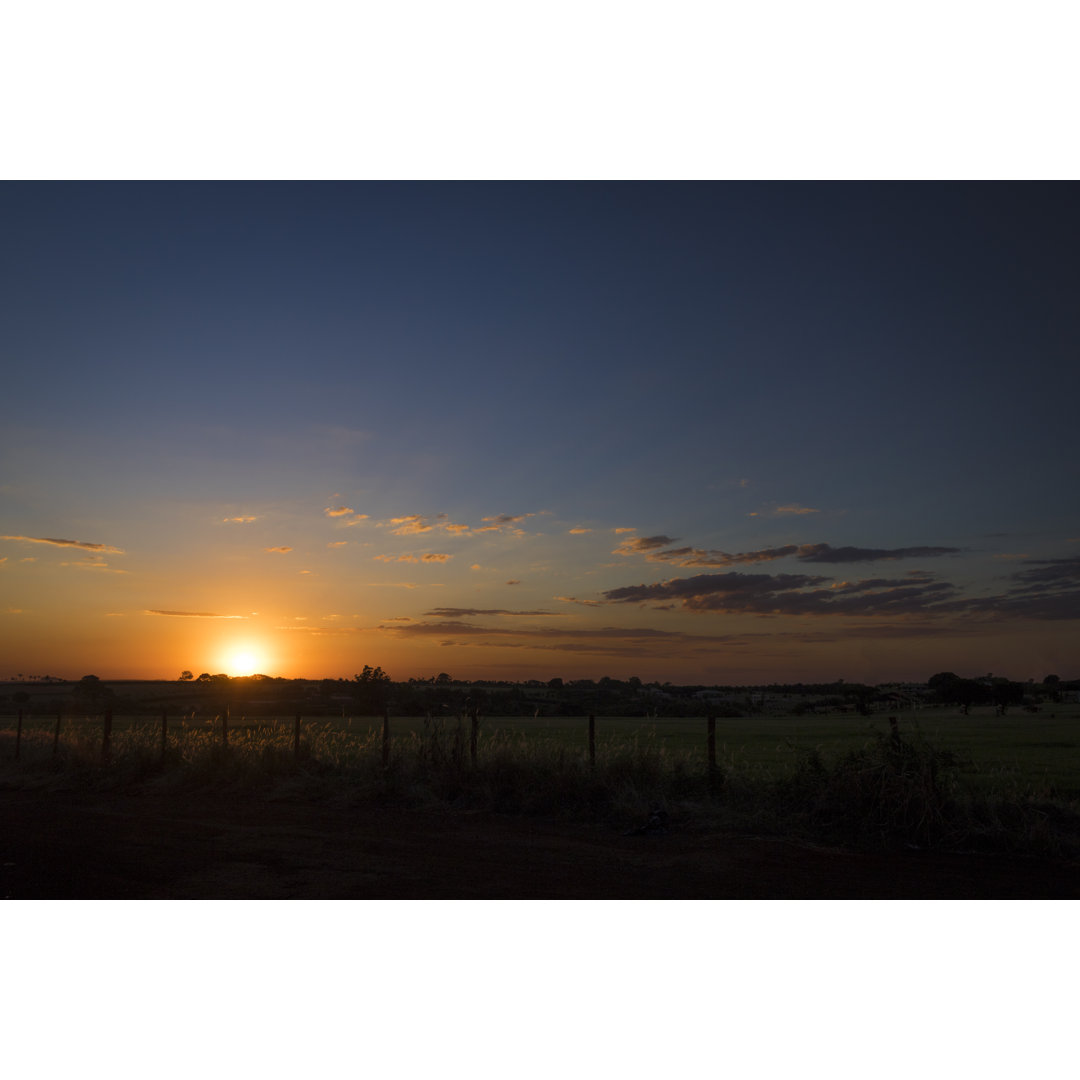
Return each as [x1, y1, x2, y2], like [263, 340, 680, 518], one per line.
[2, 535, 125, 554]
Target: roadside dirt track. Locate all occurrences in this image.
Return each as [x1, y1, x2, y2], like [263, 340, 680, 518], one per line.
[3, 788, 1079, 899]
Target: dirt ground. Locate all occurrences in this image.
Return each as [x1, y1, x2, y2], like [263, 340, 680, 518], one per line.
[3, 787, 1079, 899]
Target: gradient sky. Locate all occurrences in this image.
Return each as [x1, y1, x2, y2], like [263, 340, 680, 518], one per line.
[2, 181, 1078, 684]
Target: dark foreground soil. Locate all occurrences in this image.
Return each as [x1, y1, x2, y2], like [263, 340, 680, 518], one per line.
[3, 787, 1079, 899]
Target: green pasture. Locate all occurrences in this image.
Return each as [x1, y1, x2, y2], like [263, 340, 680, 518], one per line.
[4, 705, 1079, 796]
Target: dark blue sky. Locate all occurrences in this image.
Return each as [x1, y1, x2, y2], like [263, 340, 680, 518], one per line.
[3, 182, 1078, 680]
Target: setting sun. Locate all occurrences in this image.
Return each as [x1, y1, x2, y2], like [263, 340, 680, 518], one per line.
[223, 646, 265, 677]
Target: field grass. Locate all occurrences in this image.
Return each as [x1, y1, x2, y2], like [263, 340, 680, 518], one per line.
[3, 706, 1079, 856]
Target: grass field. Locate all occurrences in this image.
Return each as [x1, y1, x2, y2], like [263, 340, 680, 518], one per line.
[4, 705, 1079, 792]
[4, 704, 1080, 861]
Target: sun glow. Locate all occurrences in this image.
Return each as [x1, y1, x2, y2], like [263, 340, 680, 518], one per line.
[223, 646, 265, 677]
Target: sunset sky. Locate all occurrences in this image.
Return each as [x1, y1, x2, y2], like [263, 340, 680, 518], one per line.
[3, 181, 1078, 684]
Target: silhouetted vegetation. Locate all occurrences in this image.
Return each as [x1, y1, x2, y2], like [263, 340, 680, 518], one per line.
[4, 668, 1078, 865]
[3, 669, 1075, 720]
[3, 700, 1079, 860]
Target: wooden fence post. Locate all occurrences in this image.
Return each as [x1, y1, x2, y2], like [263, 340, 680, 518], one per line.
[470, 708, 479, 766]
[382, 708, 390, 768]
[54, 712, 62, 759]
[102, 708, 112, 762]
[707, 715, 717, 791]
[293, 714, 302, 761]
[15, 709, 22, 761]
[588, 714, 596, 769]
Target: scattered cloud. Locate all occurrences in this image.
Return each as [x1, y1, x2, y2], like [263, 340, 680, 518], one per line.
[327, 541, 348, 548]
[613, 527, 637, 535]
[482, 513, 533, 527]
[640, 544, 801, 568]
[1009, 555, 1080, 589]
[796, 544, 962, 564]
[981, 556, 1080, 617]
[620, 538, 963, 569]
[568, 528, 592, 535]
[382, 514, 469, 536]
[375, 552, 453, 564]
[145, 610, 246, 619]
[265, 546, 293, 553]
[602, 569, 960, 617]
[60, 558, 126, 573]
[424, 608, 562, 618]
[506, 579, 521, 585]
[2, 535, 124, 554]
[614, 535, 679, 556]
[324, 506, 355, 517]
[223, 516, 257, 524]
[378, 619, 746, 659]
[475, 513, 535, 535]
[555, 596, 603, 607]
[388, 515, 435, 535]
[748, 504, 821, 518]
[379, 511, 534, 538]
[600, 549, 1080, 622]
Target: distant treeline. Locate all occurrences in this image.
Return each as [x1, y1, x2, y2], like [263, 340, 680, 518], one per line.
[2, 670, 1076, 718]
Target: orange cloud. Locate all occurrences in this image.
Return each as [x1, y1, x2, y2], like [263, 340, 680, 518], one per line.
[614, 535, 679, 557]
[61, 559, 126, 573]
[389, 515, 434, 535]
[568, 528, 592, 535]
[265, 546, 293, 554]
[223, 516, 257, 524]
[476, 513, 534, 533]
[375, 552, 452, 564]
[146, 609, 246, 618]
[2, 535, 124, 554]
[324, 506, 355, 517]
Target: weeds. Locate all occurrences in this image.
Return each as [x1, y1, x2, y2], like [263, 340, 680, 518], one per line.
[2, 716, 1079, 858]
